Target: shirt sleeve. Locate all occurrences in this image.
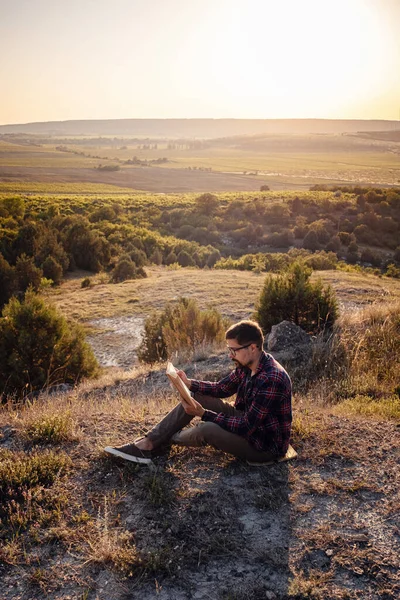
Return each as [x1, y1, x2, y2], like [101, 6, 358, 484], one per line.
[201, 376, 285, 436]
[190, 369, 240, 398]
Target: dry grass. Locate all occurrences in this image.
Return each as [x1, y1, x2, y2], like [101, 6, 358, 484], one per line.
[299, 301, 400, 423]
[47, 267, 400, 324]
[23, 411, 78, 445]
[82, 496, 143, 575]
[0, 365, 399, 599]
[1, 269, 400, 598]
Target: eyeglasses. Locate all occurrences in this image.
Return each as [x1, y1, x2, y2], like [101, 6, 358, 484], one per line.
[226, 343, 252, 356]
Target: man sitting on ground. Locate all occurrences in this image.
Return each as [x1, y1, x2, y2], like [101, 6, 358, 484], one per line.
[105, 320, 292, 465]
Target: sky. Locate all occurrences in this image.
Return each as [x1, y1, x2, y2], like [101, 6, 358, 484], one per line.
[1, 0, 399, 125]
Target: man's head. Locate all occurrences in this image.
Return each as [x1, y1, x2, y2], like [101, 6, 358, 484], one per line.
[225, 320, 264, 368]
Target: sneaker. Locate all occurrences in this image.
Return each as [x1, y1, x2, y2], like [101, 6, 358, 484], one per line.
[104, 443, 153, 464]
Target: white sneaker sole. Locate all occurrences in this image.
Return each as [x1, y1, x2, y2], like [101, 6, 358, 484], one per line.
[104, 446, 153, 465]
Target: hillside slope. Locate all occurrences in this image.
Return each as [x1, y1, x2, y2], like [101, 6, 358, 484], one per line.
[1, 118, 400, 137]
[0, 359, 399, 600]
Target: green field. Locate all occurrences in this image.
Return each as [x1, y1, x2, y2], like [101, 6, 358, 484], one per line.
[1, 132, 399, 192]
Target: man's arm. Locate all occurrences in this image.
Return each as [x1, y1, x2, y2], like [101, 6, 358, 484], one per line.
[201, 376, 288, 436]
[177, 369, 240, 399]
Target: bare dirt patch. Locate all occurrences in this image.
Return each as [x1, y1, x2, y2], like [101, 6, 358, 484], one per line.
[87, 316, 144, 368]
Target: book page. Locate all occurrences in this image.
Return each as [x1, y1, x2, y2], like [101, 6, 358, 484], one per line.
[166, 362, 197, 408]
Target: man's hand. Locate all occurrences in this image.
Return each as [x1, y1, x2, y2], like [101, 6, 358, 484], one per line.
[181, 396, 205, 418]
[177, 369, 191, 388]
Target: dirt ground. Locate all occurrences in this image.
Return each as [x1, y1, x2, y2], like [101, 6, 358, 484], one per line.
[0, 165, 274, 193]
[0, 360, 399, 600]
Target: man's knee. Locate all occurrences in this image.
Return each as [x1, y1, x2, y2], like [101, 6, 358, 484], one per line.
[196, 421, 222, 444]
[171, 421, 220, 447]
[194, 393, 216, 409]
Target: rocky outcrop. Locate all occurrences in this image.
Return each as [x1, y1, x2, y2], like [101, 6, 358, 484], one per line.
[265, 320, 313, 366]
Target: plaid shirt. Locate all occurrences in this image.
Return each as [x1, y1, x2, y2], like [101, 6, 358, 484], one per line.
[190, 352, 292, 456]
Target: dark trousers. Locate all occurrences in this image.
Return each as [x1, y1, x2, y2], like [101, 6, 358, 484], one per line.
[146, 392, 276, 462]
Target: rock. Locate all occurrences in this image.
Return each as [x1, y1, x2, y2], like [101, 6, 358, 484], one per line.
[266, 320, 311, 352]
[265, 321, 312, 365]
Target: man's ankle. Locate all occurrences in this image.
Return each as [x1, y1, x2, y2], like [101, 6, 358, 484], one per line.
[136, 437, 154, 451]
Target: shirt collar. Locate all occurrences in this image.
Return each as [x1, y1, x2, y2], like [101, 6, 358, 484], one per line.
[238, 350, 271, 377]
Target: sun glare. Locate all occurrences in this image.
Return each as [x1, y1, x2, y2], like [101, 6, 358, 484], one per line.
[0, 0, 398, 122]
[175, 0, 392, 118]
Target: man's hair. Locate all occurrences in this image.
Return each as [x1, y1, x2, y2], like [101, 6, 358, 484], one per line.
[225, 320, 264, 349]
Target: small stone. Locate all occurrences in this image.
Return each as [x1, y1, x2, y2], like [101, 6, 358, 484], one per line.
[266, 592, 277, 600]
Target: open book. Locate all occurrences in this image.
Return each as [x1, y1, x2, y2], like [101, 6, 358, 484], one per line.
[166, 362, 197, 408]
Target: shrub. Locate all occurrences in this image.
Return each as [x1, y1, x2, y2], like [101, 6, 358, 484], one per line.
[138, 297, 229, 363]
[195, 193, 219, 214]
[325, 235, 341, 253]
[150, 248, 163, 265]
[0, 253, 15, 309]
[254, 262, 338, 334]
[110, 256, 147, 283]
[81, 277, 92, 288]
[41, 256, 63, 285]
[177, 250, 195, 267]
[360, 248, 382, 267]
[129, 247, 147, 267]
[0, 196, 25, 219]
[346, 241, 359, 264]
[15, 254, 43, 293]
[0, 449, 71, 531]
[164, 251, 178, 265]
[304, 251, 338, 271]
[0, 290, 98, 400]
[302, 230, 319, 251]
[24, 412, 76, 444]
[385, 263, 400, 278]
[338, 231, 352, 246]
[110, 257, 137, 283]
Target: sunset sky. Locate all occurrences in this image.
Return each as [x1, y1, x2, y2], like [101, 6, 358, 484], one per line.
[1, 0, 399, 125]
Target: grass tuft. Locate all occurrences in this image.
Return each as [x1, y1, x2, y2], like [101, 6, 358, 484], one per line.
[24, 411, 77, 444]
[0, 449, 71, 532]
[332, 394, 400, 420]
[83, 497, 143, 576]
[141, 471, 175, 507]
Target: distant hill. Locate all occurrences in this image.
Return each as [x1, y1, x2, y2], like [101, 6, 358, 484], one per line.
[1, 118, 400, 138]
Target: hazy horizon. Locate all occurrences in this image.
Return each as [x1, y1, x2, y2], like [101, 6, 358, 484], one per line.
[1, 0, 399, 126]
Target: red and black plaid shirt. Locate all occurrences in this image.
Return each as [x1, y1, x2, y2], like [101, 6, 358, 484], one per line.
[190, 352, 292, 456]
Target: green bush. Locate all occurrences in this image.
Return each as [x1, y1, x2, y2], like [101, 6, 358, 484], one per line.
[41, 255, 63, 285]
[110, 257, 137, 283]
[385, 263, 400, 279]
[110, 255, 147, 283]
[138, 297, 229, 363]
[0, 253, 15, 309]
[0, 290, 98, 400]
[177, 250, 195, 267]
[304, 251, 338, 271]
[195, 193, 219, 214]
[15, 254, 43, 293]
[254, 262, 338, 334]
